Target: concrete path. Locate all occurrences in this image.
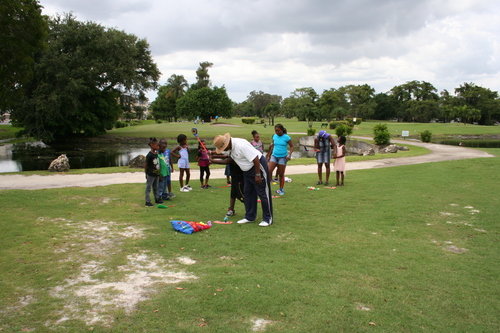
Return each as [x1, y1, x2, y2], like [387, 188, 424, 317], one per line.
[0, 138, 494, 190]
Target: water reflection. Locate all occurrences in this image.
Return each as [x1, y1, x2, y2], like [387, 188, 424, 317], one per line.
[0, 142, 319, 173]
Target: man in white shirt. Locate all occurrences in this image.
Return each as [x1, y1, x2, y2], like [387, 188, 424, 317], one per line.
[211, 133, 273, 226]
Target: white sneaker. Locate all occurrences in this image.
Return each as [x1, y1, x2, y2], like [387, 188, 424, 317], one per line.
[186, 185, 193, 191]
[180, 186, 190, 192]
[259, 221, 271, 227]
[237, 218, 254, 224]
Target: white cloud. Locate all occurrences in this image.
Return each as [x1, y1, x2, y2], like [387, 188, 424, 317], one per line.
[39, 0, 500, 102]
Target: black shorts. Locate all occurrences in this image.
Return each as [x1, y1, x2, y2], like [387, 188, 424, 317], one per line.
[231, 181, 244, 202]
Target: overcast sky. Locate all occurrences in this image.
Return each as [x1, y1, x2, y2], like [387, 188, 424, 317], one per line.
[39, 0, 499, 103]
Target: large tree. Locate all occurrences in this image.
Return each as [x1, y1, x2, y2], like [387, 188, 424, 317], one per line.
[176, 86, 233, 121]
[151, 74, 188, 121]
[454, 82, 499, 125]
[246, 90, 282, 118]
[10, 14, 160, 142]
[0, 0, 48, 111]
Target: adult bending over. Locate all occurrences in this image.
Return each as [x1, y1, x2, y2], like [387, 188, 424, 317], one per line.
[314, 130, 335, 186]
[211, 133, 273, 227]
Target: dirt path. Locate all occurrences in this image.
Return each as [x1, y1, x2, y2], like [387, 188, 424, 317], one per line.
[0, 138, 493, 190]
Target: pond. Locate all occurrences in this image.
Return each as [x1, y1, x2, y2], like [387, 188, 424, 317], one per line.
[434, 139, 500, 148]
[0, 141, 316, 173]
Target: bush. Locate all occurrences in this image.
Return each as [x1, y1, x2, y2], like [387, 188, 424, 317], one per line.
[373, 123, 391, 145]
[420, 130, 432, 142]
[115, 121, 129, 129]
[242, 118, 256, 124]
[345, 118, 362, 125]
[307, 128, 317, 136]
[335, 124, 352, 137]
[329, 120, 351, 130]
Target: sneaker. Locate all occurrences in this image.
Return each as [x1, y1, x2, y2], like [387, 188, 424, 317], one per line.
[273, 177, 279, 182]
[259, 221, 271, 227]
[316, 181, 323, 185]
[186, 185, 193, 191]
[162, 196, 171, 201]
[145, 202, 154, 207]
[226, 208, 235, 217]
[155, 199, 164, 204]
[169, 192, 176, 198]
[180, 186, 190, 192]
[237, 218, 254, 224]
[276, 189, 284, 195]
[324, 182, 329, 186]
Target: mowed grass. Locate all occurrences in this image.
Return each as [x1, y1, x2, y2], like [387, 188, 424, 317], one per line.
[1, 155, 499, 332]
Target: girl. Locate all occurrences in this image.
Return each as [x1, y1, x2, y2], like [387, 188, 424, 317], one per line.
[250, 130, 264, 153]
[333, 135, 346, 186]
[197, 139, 211, 189]
[144, 137, 163, 206]
[171, 134, 191, 192]
[267, 124, 294, 195]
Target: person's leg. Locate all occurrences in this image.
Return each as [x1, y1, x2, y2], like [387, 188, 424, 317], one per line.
[153, 176, 161, 202]
[336, 171, 340, 186]
[317, 163, 323, 184]
[179, 168, 185, 188]
[268, 161, 277, 180]
[242, 171, 258, 222]
[278, 164, 286, 190]
[145, 175, 154, 204]
[199, 167, 205, 187]
[325, 163, 331, 184]
[257, 156, 273, 224]
[205, 166, 211, 186]
[185, 168, 191, 186]
[340, 171, 344, 185]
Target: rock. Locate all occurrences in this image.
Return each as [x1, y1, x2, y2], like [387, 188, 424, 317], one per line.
[379, 144, 398, 154]
[397, 145, 409, 151]
[363, 148, 375, 156]
[129, 155, 146, 169]
[48, 154, 70, 172]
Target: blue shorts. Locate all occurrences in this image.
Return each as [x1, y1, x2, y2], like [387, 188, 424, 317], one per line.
[270, 155, 288, 166]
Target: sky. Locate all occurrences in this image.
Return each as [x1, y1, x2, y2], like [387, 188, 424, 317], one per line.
[39, 0, 500, 103]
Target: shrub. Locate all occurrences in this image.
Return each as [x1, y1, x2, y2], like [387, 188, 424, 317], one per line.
[115, 121, 128, 129]
[373, 123, 391, 145]
[345, 118, 362, 125]
[335, 124, 352, 137]
[307, 128, 317, 136]
[329, 120, 351, 130]
[420, 130, 432, 142]
[242, 118, 256, 124]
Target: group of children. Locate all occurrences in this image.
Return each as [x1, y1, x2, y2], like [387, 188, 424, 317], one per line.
[144, 128, 347, 215]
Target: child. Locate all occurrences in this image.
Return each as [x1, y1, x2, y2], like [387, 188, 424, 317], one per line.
[250, 130, 264, 153]
[314, 130, 336, 186]
[158, 139, 174, 200]
[171, 134, 191, 192]
[333, 135, 346, 186]
[210, 153, 245, 217]
[144, 137, 163, 206]
[267, 124, 294, 195]
[197, 139, 211, 189]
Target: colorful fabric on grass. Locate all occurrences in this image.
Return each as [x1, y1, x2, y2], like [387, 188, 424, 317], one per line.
[171, 220, 212, 234]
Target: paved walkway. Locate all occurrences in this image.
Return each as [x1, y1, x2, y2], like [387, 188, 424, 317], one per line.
[0, 138, 493, 190]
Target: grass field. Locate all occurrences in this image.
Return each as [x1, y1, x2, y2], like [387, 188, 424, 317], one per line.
[1, 155, 499, 332]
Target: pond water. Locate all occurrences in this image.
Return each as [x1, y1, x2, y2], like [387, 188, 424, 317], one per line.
[434, 139, 500, 148]
[0, 141, 315, 173]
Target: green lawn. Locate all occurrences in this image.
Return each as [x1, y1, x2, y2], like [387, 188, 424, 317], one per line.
[1, 156, 499, 332]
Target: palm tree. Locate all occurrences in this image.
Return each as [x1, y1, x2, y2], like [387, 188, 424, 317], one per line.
[165, 74, 188, 100]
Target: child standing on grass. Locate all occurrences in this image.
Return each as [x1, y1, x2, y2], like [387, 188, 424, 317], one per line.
[267, 124, 294, 195]
[197, 139, 211, 189]
[333, 135, 346, 186]
[210, 153, 245, 217]
[144, 137, 163, 206]
[158, 139, 174, 200]
[251, 130, 264, 153]
[172, 134, 191, 192]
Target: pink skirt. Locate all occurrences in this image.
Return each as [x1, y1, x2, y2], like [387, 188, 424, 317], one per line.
[334, 156, 346, 173]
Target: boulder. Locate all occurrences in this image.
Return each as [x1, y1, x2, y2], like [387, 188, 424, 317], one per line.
[380, 144, 398, 154]
[48, 154, 70, 172]
[129, 155, 146, 169]
[397, 145, 409, 151]
[362, 148, 376, 156]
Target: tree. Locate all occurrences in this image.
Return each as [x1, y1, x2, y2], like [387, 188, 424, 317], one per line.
[246, 90, 282, 118]
[165, 74, 188, 100]
[195, 61, 213, 89]
[389, 80, 439, 122]
[176, 86, 233, 121]
[263, 103, 281, 126]
[342, 84, 376, 119]
[0, 0, 48, 111]
[150, 74, 188, 121]
[373, 93, 397, 120]
[10, 14, 160, 142]
[455, 82, 499, 125]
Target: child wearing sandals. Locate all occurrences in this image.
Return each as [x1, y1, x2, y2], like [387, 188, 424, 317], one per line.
[172, 134, 192, 192]
[333, 135, 346, 186]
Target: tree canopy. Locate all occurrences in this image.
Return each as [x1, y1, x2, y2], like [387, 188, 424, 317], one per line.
[0, 0, 48, 111]
[176, 86, 233, 121]
[10, 14, 160, 142]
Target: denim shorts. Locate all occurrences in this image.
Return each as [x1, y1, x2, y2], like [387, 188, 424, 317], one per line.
[270, 155, 288, 165]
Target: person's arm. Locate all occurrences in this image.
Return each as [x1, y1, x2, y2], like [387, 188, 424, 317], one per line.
[266, 143, 274, 160]
[252, 156, 262, 184]
[168, 151, 174, 172]
[144, 159, 149, 179]
[209, 155, 234, 165]
[171, 146, 180, 158]
[286, 138, 294, 160]
[314, 138, 319, 150]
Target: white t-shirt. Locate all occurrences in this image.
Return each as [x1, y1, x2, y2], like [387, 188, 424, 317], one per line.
[229, 138, 263, 172]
